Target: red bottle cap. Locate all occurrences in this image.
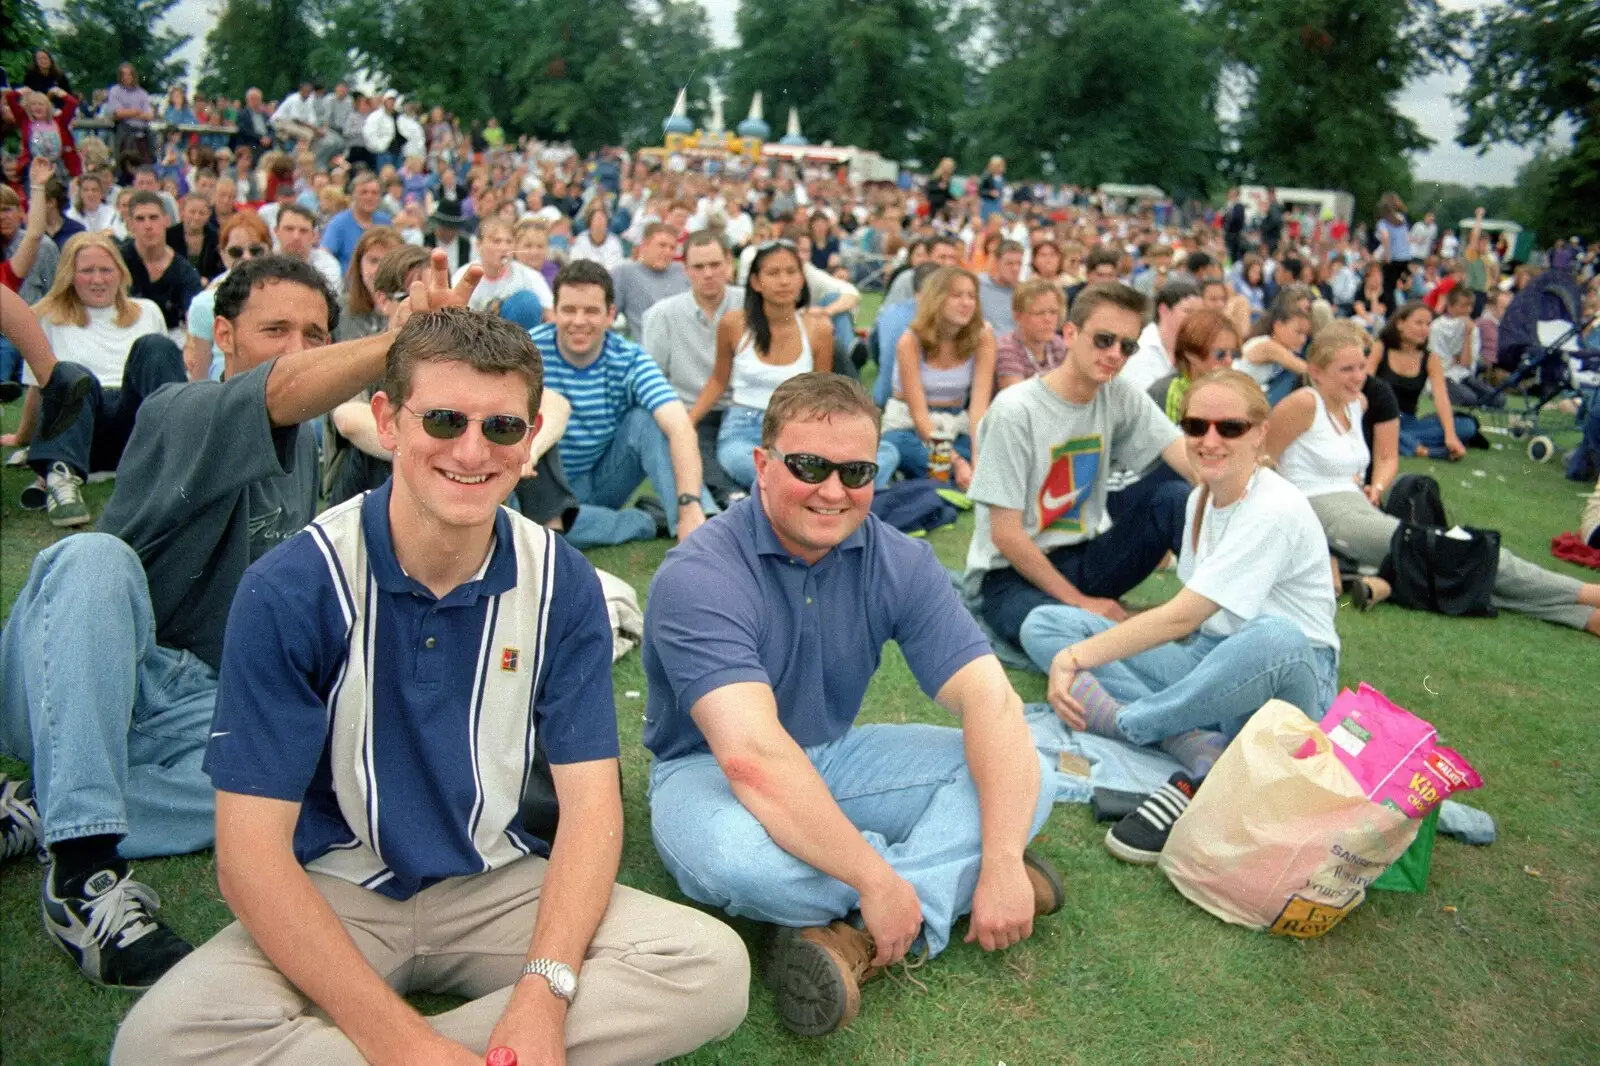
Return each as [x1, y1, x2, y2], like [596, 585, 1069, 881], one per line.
[485, 1048, 518, 1066]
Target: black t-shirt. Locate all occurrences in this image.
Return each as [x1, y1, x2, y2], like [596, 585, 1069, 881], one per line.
[122, 241, 203, 329]
[97, 363, 319, 669]
[1362, 375, 1400, 481]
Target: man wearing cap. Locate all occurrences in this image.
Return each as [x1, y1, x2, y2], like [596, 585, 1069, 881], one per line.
[363, 91, 401, 173]
[322, 170, 392, 275]
[426, 206, 479, 277]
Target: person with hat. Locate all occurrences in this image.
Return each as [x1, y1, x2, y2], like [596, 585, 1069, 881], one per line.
[427, 202, 479, 277]
[321, 170, 392, 275]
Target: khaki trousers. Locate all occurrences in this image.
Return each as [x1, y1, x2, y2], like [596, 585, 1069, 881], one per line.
[112, 857, 750, 1066]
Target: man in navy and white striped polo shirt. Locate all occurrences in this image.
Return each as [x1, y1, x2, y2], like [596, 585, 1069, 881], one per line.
[530, 259, 715, 548]
[115, 308, 748, 1066]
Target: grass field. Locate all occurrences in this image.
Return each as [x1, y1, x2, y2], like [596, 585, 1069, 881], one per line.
[1, 333, 1597, 1064]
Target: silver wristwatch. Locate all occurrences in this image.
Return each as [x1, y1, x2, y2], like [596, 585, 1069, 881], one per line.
[522, 958, 578, 1002]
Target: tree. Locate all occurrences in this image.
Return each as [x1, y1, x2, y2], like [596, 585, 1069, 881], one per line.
[633, 0, 725, 138]
[966, 0, 1223, 196]
[199, 0, 347, 101]
[725, 0, 976, 162]
[2, 0, 57, 84]
[1205, 0, 1468, 221]
[1455, 0, 1598, 241]
[53, 0, 190, 94]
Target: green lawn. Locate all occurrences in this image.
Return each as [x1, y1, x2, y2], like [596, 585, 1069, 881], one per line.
[2, 365, 1598, 1064]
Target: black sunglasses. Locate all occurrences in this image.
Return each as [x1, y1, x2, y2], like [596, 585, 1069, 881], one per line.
[1091, 330, 1140, 359]
[223, 243, 268, 259]
[1208, 347, 1241, 362]
[770, 448, 878, 489]
[403, 406, 530, 446]
[1178, 417, 1256, 440]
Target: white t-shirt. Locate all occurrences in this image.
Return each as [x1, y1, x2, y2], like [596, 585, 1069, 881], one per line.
[309, 248, 344, 292]
[68, 202, 125, 238]
[29, 299, 166, 389]
[1121, 322, 1172, 394]
[454, 260, 552, 312]
[1177, 468, 1339, 653]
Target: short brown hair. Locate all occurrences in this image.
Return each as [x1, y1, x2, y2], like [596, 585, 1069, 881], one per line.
[1012, 278, 1063, 316]
[372, 244, 432, 299]
[641, 220, 676, 243]
[761, 373, 881, 447]
[1068, 282, 1147, 328]
[684, 229, 727, 257]
[380, 307, 544, 416]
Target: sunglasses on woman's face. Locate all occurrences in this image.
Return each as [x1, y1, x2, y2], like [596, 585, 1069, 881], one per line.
[1179, 417, 1256, 440]
[1090, 330, 1140, 359]
[770, 448, 878, 489]
[403, 406, 530, 446]
[1208, 347, 1241, 363]
[223, 243, 267, 260]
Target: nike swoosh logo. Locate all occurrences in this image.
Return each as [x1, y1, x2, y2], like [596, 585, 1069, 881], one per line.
[209, 731, 230, 738]
[1041, 486, 1085, 511]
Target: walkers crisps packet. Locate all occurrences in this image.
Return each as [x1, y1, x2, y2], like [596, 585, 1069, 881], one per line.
[1318, 683, 1483, 817]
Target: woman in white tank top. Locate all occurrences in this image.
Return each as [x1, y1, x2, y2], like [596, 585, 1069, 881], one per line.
[1268, 322, 1600, 635]
[686, 240, 838, 490]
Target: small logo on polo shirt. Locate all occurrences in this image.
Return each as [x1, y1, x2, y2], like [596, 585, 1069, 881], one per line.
[501, 647, 520, 672]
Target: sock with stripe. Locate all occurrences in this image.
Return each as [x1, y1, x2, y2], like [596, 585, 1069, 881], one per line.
[1159, 730, 1231, 778]
[1069, 671, 1124, 738]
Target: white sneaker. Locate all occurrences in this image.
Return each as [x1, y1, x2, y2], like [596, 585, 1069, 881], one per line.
[1582, 478, 1600, 547]
[45, 461, 91, 528]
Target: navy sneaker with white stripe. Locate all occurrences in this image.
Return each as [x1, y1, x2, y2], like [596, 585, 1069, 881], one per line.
[41, 861, 193, 988]
[1105, 773, 1197, 865]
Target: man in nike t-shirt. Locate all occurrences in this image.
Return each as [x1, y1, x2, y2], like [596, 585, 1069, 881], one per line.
[964, 282, 1193, 648]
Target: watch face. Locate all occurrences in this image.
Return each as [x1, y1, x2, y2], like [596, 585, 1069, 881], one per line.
[551, 964, 577, 999]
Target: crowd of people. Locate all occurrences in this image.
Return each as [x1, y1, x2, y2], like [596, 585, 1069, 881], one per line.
[2, 52, 1600, 1064]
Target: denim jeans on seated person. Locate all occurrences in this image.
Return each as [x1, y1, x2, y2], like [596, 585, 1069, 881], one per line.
[27, 336, 188, 479]
[0, 337, 21, 385]
[648, 722, 1055, 958]
[563, 406, 717, 548]
[0, 534, 218, 858]
[716, 404, 900, 490]
[1398, 411, 1481, 459]
[880, 428, 971, 481]
[1018, 608, 1338, 749]
[979, 476, 1189, 648]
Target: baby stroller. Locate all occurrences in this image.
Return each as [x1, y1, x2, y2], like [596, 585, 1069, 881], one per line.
[1477, 267, 1600, 463]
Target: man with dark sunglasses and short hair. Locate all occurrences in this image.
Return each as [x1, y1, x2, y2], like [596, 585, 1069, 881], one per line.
[643, 372, 1063, 1038]
[966, 282, 1194, 649]
[114, 306, 749, 1066]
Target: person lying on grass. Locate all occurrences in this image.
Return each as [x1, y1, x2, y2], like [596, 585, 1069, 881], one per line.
[1020, 369, 1342, 866]
[1269, 322, 1600, 638]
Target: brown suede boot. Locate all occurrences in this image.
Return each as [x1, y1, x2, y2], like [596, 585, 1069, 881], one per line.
[767, 920, 883, 1036]
[1024, 849, 1066, 916]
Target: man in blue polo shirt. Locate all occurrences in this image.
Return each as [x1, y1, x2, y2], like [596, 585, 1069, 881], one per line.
[530, 259, 713, 548]
[114, 308, 748, 1066]
[643, 372, 1063, 1038]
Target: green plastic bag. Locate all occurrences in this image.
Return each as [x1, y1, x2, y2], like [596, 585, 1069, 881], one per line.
[1372, 807, 1439, 893]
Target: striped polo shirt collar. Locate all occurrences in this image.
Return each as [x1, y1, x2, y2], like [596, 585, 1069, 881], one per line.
[359, 480, 519, 600]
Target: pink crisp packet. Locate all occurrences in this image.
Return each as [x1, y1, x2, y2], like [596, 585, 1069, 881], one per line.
[1317, 683, 1483, 818]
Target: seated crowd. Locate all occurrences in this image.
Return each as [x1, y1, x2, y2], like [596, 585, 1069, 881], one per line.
[2, 68, 1599, 1062]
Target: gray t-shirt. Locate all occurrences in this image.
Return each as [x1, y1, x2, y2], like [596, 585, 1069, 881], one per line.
[612, 261, 689, 341]
[97, 362, 320, 669]
[640, 286, 744, 406]
[979, 273, 1015, 334]
[964, 375, 1179, 585]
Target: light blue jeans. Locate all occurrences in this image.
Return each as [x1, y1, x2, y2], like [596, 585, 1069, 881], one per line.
[716, 405, 900, 490]
[564, 406, 716, 548]
[1398, 411, 1480, 459]
[880, 428, 972, 481]
[0, 534, 217, 858]
[648, 723, 1056, 958]
[1019, 608, 1339, 745]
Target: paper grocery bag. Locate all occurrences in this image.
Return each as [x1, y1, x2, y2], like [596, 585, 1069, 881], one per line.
[1157, 700, 1420, 937]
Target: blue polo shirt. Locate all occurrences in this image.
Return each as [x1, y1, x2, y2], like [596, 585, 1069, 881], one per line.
[529, 325, 680, 481]
[642, 493, 993, 762]
[206, 482, 619, 900]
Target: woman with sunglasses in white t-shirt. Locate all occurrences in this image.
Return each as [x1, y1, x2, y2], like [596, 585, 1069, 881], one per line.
[1019, 369, 1342, 865]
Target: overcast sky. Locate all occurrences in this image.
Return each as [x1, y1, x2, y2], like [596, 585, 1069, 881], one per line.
[107, 0, 1544, 186]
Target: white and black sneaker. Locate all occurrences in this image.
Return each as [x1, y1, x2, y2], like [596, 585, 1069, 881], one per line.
[42, 861, 194, 988]
[1105, 773, 1198, 865]
[0, 775, 42, 865]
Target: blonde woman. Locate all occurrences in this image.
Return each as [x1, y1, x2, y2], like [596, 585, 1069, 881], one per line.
[1023, 369, 1341, 863]
[12, 233, 183, 526]
[883, 265, 996, 487]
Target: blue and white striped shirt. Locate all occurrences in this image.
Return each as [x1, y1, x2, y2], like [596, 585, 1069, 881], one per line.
[530, 324, 680, 480]
[205, 481, 619, 900]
